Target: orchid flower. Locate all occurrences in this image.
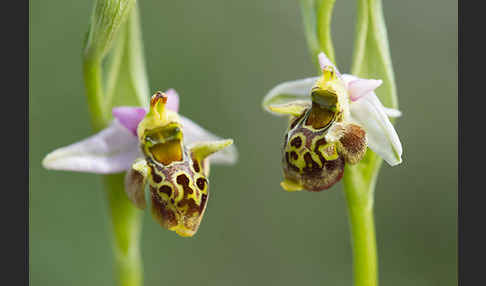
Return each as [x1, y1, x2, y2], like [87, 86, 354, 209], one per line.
[262, 52, 402, 192]
[43, 89, 237, 237]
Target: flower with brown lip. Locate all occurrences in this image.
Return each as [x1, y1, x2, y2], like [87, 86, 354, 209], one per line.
[263, 52, 402, 192]
[43, 90, 237, 236]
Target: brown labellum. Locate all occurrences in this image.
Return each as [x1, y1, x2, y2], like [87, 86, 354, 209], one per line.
[282, 108, 367, 192]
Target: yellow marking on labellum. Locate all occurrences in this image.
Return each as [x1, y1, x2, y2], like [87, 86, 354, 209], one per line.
[157, 183, 174, 201]
[280, 178, 303, 192]
[319, 142, 339, 161]
[309, 150, 323, 168]
[285, 134, 308, 172]
[171, 224, 195, 237]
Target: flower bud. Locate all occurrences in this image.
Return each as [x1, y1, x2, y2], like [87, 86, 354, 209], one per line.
[83, 0, 136, 62]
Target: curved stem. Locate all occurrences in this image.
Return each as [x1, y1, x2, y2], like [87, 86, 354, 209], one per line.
[300, 0, 321, 67]
[300, 0, 337, 69]
[316, 0, 336, 63]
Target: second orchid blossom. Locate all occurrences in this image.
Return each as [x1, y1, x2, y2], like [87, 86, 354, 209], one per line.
[43, 90, 237, 237]
[263, 52, 402, 192]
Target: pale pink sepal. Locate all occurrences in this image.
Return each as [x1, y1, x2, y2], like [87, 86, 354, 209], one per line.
[165, 88, 179, 112]
[42, 121, 141, 174]
[112, 107, 146, 136]
[347, 79, 383, 102]
[341, 74, 382, 102]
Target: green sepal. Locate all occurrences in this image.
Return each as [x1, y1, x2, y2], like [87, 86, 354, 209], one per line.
[190, 139, 234, 163]
[268, 101, 310, 117]
[262, 77, 318, 116]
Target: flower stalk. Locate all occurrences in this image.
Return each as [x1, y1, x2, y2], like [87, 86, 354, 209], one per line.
[105, 173, 143, 286]
[48, 2, 237, 283]
[300, 0, 337, 68]
[343, 161, 380, 286]
[300, 0, 399, 285]
[82, 1, 145, 285]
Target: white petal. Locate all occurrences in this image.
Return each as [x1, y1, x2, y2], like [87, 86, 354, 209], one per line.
[179, 116, 237, 165]
[42, 121, 141, 174]
[262, 77, 319, 116]
[350, 93, 402, 166]
[341, 74, 359, 85]
[383, 107, 402, 118]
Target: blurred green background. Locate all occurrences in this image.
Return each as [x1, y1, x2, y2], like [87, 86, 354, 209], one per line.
[29, 0, 457, 285]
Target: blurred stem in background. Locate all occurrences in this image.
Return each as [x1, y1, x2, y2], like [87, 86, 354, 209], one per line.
[300, 1, 398, 286]
[83, 1, 148, 285]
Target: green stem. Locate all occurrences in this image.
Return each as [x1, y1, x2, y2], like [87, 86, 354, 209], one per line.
[345, 201, 378, 286]
[316, 0, 336, 63]
[82, 59, 108, 132]
[301, 0, 391, 285]
[342, 0, 398, 284]
[82, 2, 145, 285]
[300, 0, 337, 69]
[83, 64, 144, 286]
[104, 174, 143, 286]
[343, 161, 380, 286]
[83, 60, 144, 286]
[300, 0, 321, 66]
